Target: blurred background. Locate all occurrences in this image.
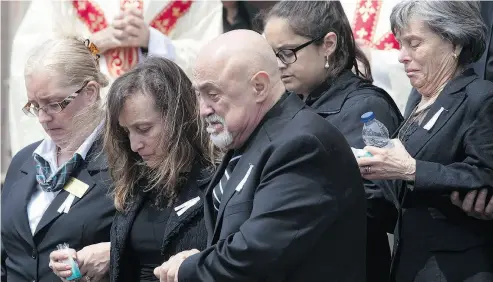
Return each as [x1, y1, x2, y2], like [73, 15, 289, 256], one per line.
[1, 1, 31, 184]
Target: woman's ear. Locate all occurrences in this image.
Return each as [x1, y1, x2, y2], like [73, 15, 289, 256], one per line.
[323, 32, 338, 57]
[84, 81, 100, 103]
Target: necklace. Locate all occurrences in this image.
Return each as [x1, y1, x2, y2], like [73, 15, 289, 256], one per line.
[398, 82, 447, 143]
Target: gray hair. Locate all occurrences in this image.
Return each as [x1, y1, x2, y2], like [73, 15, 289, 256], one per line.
[390, 0, 487, 66]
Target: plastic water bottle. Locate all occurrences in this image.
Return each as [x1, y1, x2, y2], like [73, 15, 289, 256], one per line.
[361, 111, 393, 148]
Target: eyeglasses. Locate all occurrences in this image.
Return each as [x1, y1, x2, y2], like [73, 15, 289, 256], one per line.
[22, 81, 89, 117]
[275, 34, 325, 65]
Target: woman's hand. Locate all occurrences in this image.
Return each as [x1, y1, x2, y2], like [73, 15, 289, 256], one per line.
[357, 139, 416, 181]
[49, 248, 76, 281]
[76, 242, 111, 282]
[49, 242, 110, 282]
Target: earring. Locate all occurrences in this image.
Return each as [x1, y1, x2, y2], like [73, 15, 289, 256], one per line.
[452, 53, 458, 60]
[324, 56, 330, 69]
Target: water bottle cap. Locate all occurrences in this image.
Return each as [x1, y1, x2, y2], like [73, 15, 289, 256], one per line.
[361, 112, 375, 123]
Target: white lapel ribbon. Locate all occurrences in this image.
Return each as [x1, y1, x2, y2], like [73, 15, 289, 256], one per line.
[57, 194, 76, 214]
[235, 164, 254, 192]
[174, 196, 200, 217]
[423, 107, 446, 131]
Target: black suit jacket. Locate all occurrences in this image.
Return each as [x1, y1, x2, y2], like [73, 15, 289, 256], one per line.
[110, 163, 211, 282]
[473, 1, 493, 82]
[388, 69, 493, 281]
[179, 92, 367, 282]
[1, 140, 115, 282]
[308, 70, 403, 282]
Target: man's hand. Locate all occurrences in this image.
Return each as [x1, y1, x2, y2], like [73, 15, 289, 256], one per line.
[90, 27, 124, 54]
[451, 189, 493, 220]
[154, 249, 200, 282]
[112, 7, 150, 49]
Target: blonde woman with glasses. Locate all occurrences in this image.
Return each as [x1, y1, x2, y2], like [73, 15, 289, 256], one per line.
[1, 37, 115, 282]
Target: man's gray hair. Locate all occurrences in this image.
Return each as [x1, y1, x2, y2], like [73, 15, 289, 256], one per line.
[390, 0, 487, 65]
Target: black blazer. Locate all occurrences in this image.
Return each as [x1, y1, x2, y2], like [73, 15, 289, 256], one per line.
[308, 70, 403, 282]
[387, 69, 493, 281]
[110, 163, 211, 282]
[179, 92, 367, 282]
[1, 140, 115, 282]
[473, 1, 493, 82]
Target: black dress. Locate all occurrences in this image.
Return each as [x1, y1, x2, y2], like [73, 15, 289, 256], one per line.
[110, 162, 210, 282]
[128, 193, 171, 282]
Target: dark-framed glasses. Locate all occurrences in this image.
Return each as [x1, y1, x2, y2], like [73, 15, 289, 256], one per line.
[275, 34, 325, 65]
[22, 81, 89, 117]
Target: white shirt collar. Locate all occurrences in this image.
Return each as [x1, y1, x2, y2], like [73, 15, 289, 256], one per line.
[33, 122, 104, 172]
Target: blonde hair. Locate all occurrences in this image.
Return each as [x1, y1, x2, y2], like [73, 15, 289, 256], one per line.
[24, 36, 109, 153]
[24, 36, 108, 88]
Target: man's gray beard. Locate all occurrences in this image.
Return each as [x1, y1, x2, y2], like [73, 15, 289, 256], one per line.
[209, 130, 233, 149]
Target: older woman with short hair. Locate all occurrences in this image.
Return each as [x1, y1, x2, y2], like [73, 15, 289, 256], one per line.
[357, 1, 493, 281]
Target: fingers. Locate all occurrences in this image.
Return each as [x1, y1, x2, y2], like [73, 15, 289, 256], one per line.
[356, 156, 378, 167]
[125, 15, 144, 28]
[160, 265, 170, 282]
[462, 190, 478, 213]
[50, 261, 72, 271]
[113, 29, 127, 42]
[484, 195, 493, 219]
[50, 250, 69, 261]
[155, 262, 170, 282]
[474, 189, 488, 214]
[154, 266, 161, 279]
[450, 191, 462, 207]
[57, 270, 73, 278]
[125, 25, 141, 37]
[112, 18, 125, 30]
[363, 145, 387, 156]
[49, 261, 72, 278]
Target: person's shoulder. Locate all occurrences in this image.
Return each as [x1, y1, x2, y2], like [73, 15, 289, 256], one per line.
[285, 108, 349, 148]
[11, 141, 42, 164]
[3, 141, 42, 192]
[464, 77, 493, 110]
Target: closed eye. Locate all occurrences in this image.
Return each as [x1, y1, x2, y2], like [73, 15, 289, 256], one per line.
[137, 126, 150, 133]
[410, 40, 421, 49]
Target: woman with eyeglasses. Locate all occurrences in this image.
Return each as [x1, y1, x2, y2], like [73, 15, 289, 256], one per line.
[1, 37, 115, 282]
[263, 2, 403, 281]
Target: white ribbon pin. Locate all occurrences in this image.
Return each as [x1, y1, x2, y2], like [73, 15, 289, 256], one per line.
[174, 196, 200, 217]
[235, 164, 254, 192]
[57, 194, 76, 214]
[423, 107, 446, 131]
